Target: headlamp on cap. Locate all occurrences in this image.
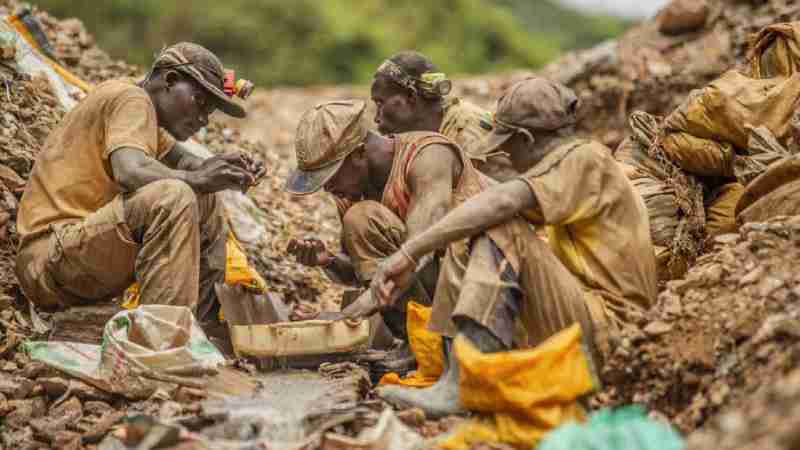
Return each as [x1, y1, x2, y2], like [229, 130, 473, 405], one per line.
[420, 72, 452, 98]
[223, 70, 254, 100]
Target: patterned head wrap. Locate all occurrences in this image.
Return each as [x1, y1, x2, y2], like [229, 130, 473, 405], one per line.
[375, 59, 452, 99]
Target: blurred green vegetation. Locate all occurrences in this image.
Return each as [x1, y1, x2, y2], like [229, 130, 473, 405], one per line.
[33, 0, 631, 86]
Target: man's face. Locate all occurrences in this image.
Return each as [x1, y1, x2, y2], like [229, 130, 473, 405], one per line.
[370, 78, 417, 135]
[156, 76, 216, 142]
[324, 148, 370, 202]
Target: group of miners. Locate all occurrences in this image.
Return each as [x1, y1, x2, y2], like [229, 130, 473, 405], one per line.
[15, 42, 657, 421]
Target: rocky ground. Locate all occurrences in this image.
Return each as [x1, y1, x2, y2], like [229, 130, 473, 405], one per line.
[1, 0, 800, 448]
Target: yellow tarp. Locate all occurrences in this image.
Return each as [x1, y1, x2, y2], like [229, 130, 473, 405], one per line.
[439, 324, 598, 450]
[122, 232, 267, 315]
[379, 302, 445, 388]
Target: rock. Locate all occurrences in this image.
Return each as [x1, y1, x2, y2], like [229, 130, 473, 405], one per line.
[173, 386, 207, 404]
[644, 321, 674, 337]
[39, 378, 112, 402]
[21, 362, 59, 380]
[158, 401, 183, 420]
[81, 410, 125, 444]
[53, 431, 82, 450]
[0, 163, 24, 191]
[0, 374, 36, 399]
[758, 277, 785, 298]
[83, 400, 113, 417]
[739, 266, 765, 287]
[30, 396, 83, 442]
[396, 408, 426, 428]
[710, 382, 731, 406]
[754, 314, 800, 344]
[714, 233, 740, 246]
[657, 0, 709, 35]
[4, 397, 48, 429]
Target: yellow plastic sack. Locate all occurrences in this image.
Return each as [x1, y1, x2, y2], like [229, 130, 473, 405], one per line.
[705, 183, 744, 238]
[122, 232, 267, 314]
[379, 302, 444, 387]
[439, 324, 599, 450]
[665, 71, 800, 153]
[749, 22, 800, 79]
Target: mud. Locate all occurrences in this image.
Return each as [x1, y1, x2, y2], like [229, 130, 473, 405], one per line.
[2, 0, 800, 448]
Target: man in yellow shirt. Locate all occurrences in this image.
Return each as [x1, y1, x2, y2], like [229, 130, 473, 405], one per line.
[16, 42, 262, 323]
[369, 77, 658, 417]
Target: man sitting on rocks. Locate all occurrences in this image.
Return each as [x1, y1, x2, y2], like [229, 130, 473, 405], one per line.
[16, 42, 263, 323]
[365, 77, 658, 417]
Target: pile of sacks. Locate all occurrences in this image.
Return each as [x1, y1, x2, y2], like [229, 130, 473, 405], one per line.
[615, 21, 800, 280]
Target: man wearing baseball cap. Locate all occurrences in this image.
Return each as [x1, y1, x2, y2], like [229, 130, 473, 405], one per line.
[16, 42, 262, 323]
[371, 77, 657, 417]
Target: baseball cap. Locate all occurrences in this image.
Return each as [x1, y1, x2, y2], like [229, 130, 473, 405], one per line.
[285, 100, 369, 195]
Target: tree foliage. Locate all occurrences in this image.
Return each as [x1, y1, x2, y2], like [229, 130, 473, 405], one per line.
[33, 0, 630, 86]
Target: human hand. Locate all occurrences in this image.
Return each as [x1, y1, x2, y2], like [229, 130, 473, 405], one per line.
[188, 158, 254, 193]
[340, 290, 380, 320]
[287, 238, 334, 267]
[371, 250, 416, 309]
[201, 152, 266, 189]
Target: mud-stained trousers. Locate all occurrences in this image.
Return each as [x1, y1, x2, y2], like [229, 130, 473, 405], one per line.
[429, 232, 610, 364]
[340, 200, 440, 340]
[16, 179, 227, 322]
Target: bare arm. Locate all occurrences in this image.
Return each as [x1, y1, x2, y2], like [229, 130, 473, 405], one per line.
[403, 179, 538, 260]
[161, 141, 206, 171]
[368, 179, 539, 307]
[110, 148, 252, 194]
[405, 144, 460, 241]
[338, 145, 459, 318]
[322, 253, 359, 285]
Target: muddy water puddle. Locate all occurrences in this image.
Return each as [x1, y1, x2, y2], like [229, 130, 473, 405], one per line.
[202, 370, 359, 449]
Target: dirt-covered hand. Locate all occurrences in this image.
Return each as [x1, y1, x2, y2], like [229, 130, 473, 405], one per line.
[287, 238, 333, 267]
[188, 159, 254, 193]
[201, 152, 266, 188]
[371, 251, 415, 308]
[341, 290, 380, 319]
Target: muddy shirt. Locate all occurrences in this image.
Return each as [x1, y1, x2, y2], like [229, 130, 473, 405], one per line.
[442, 97, 517, 181]
[519, 139, 658, 318]
[381, 131, 459, 221]
[18, 78, 176, 246]
[440, 98, 492, 154]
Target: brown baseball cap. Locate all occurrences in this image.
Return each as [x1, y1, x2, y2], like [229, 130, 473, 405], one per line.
[479, 77, 579, 155]
[151, 42, 247, 118]
[285, 100, 369, 195]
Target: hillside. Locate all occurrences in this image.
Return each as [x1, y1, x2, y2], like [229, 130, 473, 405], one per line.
[30, 0, 630, 86]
